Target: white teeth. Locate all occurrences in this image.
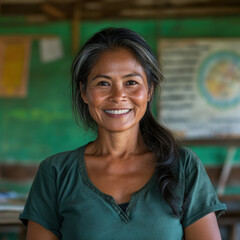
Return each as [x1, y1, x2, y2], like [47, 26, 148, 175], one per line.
[105, 109, 130, 115]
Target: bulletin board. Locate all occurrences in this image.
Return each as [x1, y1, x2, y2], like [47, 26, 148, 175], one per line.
[0, 36, 31, 98]
[158, 38, 240, 143]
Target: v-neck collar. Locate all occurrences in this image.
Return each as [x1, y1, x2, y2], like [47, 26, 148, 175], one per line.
[78, 144, 158, 223]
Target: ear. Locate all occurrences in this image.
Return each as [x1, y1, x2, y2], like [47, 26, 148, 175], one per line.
[80, 82, 88, 104]
[147, 85, 153, 102]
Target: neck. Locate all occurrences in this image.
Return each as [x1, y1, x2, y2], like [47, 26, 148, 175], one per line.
[87, 125, 148, 159]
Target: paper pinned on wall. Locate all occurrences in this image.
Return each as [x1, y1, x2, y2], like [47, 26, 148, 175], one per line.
[39, 37, 63, 62]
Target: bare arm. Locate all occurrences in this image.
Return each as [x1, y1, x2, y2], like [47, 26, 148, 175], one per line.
[26, 220, 58, 240]
[184, 212, 221, 240]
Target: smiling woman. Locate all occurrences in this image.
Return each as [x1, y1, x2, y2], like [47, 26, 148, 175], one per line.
[81, 48, 151, 132]
[19, 27, 226, 240]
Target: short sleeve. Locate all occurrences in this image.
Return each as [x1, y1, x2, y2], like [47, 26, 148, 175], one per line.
[181, 149, 226, 228]
[19, 161, 61, 239]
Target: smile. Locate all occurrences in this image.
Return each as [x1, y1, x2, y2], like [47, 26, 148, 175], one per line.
[104, 109, 131, 115]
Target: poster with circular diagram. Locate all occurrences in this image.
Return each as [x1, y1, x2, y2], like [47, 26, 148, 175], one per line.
[158, 38, 240, 140]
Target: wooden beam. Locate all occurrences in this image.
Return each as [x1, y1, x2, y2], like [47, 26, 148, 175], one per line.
[134, 0, 210, 6]
[84, 1, 102, 10]
[218, 194, 240, 202]
[120, 7, 240, 18]
[0, 34, 58, 40]
[0, 163, 38, 182]
[1, 0, 75, 3]
[26, 14, 48, 23]
[41, 3, 67, 20]
[168, 0, 210, 5]
[181, 138, 240, 146]
[2, 1, 240, 20]
[1, 0, 44, 3]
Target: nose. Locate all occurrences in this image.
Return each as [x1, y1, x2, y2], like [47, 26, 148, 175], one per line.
[109, 84, 126, 103]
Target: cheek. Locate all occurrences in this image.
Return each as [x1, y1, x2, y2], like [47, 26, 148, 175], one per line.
[86, 92, 104, 121]
[130, 87, 149, 105]
[86, 89, 106, 106]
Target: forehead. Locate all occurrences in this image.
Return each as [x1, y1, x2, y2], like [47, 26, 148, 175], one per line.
[89, 47, 145, 76]
[97, 47, 135, 60]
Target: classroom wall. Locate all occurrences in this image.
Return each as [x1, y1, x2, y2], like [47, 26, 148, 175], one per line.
[0, 16, 240, 193]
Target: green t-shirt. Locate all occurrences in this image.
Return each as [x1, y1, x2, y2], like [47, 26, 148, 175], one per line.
[19, 144, 226, 239]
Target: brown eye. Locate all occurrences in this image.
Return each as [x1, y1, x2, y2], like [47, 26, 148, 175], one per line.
[97, 81, 110, 86]
[126, 80, 138, 85]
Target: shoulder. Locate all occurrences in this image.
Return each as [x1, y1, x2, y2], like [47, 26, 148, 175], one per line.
[177, 147, 204, 177]
[38, 144, 86, 177]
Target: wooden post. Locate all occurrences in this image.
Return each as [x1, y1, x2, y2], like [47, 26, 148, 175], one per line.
[217, 147, 237, 196]
[72, 4, 81, 56]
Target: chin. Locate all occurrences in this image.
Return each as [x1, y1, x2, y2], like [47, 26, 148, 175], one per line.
[100, 122, 140, 133]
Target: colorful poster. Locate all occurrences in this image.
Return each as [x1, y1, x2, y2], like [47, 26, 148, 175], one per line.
[158, 39, 240, 139]
[0, 37, 31, 97]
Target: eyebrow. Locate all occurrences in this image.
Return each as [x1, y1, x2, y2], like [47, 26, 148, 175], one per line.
[91, 74, 111, 81]
[122, 73, 143, 79]
[91, 73, 143, 81]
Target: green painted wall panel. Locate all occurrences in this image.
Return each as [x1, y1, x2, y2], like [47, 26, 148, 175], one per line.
[0, 22, 95, 163]
[157, 16, 240, 38]
[0, 18, 239, 240]
[0, 17, 240, 168]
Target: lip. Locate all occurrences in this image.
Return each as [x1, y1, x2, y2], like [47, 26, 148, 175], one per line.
[103, 109, 132, 118]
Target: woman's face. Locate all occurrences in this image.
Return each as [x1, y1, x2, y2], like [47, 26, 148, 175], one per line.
[81, 48, 152, 133]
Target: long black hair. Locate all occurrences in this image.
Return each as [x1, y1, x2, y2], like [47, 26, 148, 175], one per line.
[71, 27, 180, 217]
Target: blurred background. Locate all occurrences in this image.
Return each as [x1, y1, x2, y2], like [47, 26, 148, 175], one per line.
[0, 0, 240, 239]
